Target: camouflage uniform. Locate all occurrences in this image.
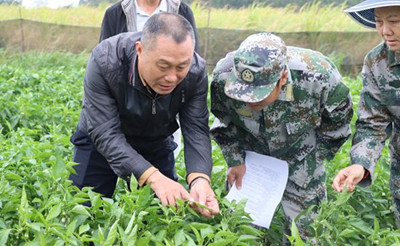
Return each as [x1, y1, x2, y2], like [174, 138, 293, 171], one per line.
[210, 33, 353, 241]
[351, 42, 400, 226]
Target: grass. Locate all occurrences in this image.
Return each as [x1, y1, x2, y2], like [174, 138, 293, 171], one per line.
[0, 1, 371, 32]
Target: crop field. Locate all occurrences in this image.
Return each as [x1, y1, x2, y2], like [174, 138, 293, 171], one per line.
[0, 1, 398, 244]
[0, 2, 369, 32]
[0, 48, 400, 245]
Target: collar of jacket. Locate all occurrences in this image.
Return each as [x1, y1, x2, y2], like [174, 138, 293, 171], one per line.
[128, 54, 159, 98]
[387, 44, 400, 68]
[278, 65, 294, 102]
[121, 0, 181, 32]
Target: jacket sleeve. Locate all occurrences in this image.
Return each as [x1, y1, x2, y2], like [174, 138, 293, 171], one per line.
[178, 2, 200, 53]
[99, 9, 116, 42]
[316, 64, 353, 161]
[179, 60, 212, 178]
[350, 58, 392, 184]
[82, 53, 154, 181]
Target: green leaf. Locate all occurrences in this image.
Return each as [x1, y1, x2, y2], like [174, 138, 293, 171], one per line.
[349, 219, 373, 235]
[67, 219, 78, 236]
[46, 204, 61, 220]
[71, 205, 91, 218]
[289, 219, 306, 246]
[18, 186, 28, 223]
[373, 217, 380, 235]
[386, 231, 400, 238]
[335, 186, 353, 205]
[208, 237, 236, 246]
[184, 233, 197, 246]
[200, 227, 214, 239]
[338, 228, 357, 238]
[174, 229, 185, 245]
[0, 229, 11, 246]
[52, 153, 65, 177]
[238, 225, 261, 236]
[5, 172, 22, 181]
[79, 224, 90, 235]
[189, 225, 202, 244]
[125, 212, 136, 234]
[153, 230, 166, 242]
[136, 231, 152, 246]
[26, 222, 42, 232]
[103, 220, 119, 246]
[237, 234, 260, 241]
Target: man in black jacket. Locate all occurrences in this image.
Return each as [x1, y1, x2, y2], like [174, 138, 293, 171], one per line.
[70, 13, 219, 217]
[99, 0, 200, 52]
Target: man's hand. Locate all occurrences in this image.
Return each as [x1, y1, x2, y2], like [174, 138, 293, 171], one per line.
[227, 164, 246, 189]
[190, 178, 220, 218]
[332, 164, 365, 192]
[146, 171, 193, 206]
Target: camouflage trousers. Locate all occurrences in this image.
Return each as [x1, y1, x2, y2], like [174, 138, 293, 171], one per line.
[281, 172, 326, 245]
[390, 151, 400, 228]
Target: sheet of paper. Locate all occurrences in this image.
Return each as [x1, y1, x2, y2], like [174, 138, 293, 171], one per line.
[225, 151, 289, 228]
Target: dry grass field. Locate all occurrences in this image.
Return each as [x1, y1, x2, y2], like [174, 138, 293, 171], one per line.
[0, 2, 370, 32]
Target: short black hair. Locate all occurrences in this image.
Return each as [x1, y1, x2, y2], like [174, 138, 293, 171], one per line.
[141, 13, 195, 51]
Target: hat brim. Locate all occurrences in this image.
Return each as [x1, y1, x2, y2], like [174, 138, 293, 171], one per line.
[345, 0, 400, 29]
[224, 70, 278, 103]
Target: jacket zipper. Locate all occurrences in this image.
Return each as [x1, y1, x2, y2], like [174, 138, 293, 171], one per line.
[136, 86, 158, 115]
[152, 98, 156, 114]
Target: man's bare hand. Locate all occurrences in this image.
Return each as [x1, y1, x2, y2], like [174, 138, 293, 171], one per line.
[190, 178, 220, 218]
[146, 171, 193, 206]
[332, 164, 365, 192]
[227, 164, 246, 189]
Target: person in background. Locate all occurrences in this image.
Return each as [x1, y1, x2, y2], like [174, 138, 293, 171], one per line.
[70, 13, 219, 217]
[99, 0, 199, 155]
[99, 0, 199, 53]
[332, 0, 400, 227]
[211, 33, 353, 243]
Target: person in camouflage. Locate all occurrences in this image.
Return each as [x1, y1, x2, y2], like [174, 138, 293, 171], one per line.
[332, 0, 400, 227]
[210, 32, 353, 242]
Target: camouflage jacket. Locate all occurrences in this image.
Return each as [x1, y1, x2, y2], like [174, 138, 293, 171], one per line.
[351, 42, 400, 178]
[211, 47, 353, 188]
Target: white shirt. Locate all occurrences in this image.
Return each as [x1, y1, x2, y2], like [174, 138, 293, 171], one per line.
[135, 0, 168, 31]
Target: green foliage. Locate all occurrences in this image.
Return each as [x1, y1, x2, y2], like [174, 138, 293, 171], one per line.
[1, 49, 400, 245]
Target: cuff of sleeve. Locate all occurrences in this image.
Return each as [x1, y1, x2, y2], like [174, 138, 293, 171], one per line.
[138, 167, 159, 187]
[228, 159, 245, 167]
[187, 172, 210, 185]
[362, 168, 370, 180]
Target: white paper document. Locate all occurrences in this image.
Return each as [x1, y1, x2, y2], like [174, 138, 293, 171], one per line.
[225, 151, 289, 228]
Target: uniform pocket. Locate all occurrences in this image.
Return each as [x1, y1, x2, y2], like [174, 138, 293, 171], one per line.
[285, 117, 319, 188]
[285, 119, 316, 162]
[288, 153, 325, 189]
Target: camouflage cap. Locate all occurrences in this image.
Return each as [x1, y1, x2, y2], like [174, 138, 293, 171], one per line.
[224, 33, 287, 103]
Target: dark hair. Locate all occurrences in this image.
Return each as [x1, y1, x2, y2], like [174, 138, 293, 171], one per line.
[141, 13, 195, 51]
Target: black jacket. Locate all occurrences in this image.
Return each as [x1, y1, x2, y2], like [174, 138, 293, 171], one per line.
[75, 32, 212, 181]
[99, 0, 200, 52]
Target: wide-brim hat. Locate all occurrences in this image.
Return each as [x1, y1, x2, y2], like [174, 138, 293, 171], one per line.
[224, 33, 287, 103]
[345, 0, 400, 29]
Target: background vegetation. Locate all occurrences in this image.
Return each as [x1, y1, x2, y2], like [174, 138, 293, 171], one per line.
[0, 2, 370, 32]
[0, 0, 365, 8]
